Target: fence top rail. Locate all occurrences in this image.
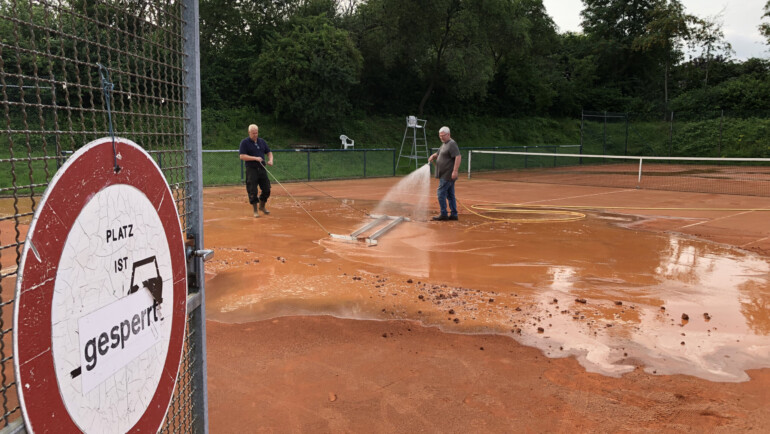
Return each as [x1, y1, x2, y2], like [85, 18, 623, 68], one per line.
[458, 144, 580, 149]
[469, 150, 770, 163]
[205, 145, 579, 154]
[432, 144, 581, 152]
[202, 148, 396, 153]
[582, 113, 628, 119]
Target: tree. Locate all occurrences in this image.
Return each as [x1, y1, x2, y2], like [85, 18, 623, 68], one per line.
[548, 32, 602, 115]
[632, 0, 693, 110]
[199, 0, 311, 108]
[485, 0, 561, 115]
[199, 0, 263, 108]
[670, 58, 770, 113]
[354, 0, 558, 116]
[1, 1, 53, 80]
[252, 14, 362, 133]
[357, 0, 495, 116]
[688, 14, 732, 87]
[580, 0, 668, 106]
[760, 1, 770, 45]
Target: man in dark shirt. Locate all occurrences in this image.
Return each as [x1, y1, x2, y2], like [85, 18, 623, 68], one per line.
[427, 126, 461, 221]
[239, 124, 274, 217]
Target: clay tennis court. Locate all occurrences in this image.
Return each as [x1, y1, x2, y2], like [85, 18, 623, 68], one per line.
[205, 170, 770, 431]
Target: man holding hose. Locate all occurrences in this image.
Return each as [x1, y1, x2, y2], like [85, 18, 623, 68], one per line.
[428, 126, 461, 221]
[239, 124, 274, 218]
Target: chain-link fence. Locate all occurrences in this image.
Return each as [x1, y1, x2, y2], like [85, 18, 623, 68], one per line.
[201, 147, 585, 187]
[580, 110, 770, 158]
[1, 0, 206, 431]
[202, 149, 397, 186]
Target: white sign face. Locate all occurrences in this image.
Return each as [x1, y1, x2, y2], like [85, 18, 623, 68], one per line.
[77, 289, 163, 394]
[51, 184, 173, 433]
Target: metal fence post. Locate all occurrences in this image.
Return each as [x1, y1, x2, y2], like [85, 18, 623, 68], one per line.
[524, 146, 528, 168]
[182, 0, 209, 431]
[719, 110, 724, 156]
[668, 111, 674, 156]
[492, 151, 496, 171]
[624, 113, 629, 155]
[579, 109, 584, 154]
[603, 110, 607, 154]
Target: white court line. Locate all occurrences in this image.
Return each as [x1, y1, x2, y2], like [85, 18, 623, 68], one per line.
[519, 188, 639, 206]
[678, 210, 754, 229]
[1, 265, 18, 275]
[741, 236, 769, 249]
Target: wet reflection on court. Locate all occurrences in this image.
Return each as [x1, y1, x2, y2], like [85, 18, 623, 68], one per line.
[203, 187, 770, 382]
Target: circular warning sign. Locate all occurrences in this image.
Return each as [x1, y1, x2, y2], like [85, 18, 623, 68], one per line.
[13, 138, 187, 433]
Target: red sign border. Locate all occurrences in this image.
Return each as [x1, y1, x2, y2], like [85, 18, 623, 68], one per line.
[13, 138, 187, 432]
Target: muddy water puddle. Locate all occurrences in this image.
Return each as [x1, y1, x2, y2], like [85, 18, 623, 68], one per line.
[201, 193, 770, 382]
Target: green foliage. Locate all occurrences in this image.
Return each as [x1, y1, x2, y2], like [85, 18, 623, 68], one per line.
[581, 0, 663, 89]
[484, 0, 561, 116]
[201, 109, 580, 150]
[578, 113, 770, 158]
[669, 117, 770, 158]
[252, 14, 362, 135]
[761, 1, 770, 45]
[671, 59, 770, 112]
[201, 106, 317, 149]
[191, 0, 766, 122]
[356, 0, 487, 114]
[199, 0, 263, 108]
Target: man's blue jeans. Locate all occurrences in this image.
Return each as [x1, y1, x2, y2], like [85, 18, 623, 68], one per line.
[437, 178, 457, 217]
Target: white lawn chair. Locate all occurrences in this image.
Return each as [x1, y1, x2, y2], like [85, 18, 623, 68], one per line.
[340, 134, 354, 150]
[406, 116, 422, 128]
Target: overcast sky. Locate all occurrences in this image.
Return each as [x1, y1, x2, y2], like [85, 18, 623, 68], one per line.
[542, 0, 769, 60]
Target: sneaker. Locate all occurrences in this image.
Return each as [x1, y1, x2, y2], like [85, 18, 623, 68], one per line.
[448, 215, 458, 221]
[251, 203, 259, 218]
[432, 215, 449, 221]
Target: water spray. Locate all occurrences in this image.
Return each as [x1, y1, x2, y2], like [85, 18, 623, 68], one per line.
[263, 161, 429, 247]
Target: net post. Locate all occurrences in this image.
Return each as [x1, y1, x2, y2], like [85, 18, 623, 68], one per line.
[637, 157, 643, 187]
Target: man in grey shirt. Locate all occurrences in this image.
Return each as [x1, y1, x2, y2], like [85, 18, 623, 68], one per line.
[427, 126, 461, 221]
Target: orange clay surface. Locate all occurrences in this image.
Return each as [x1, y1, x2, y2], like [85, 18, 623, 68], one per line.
[205, 175, 770, 431]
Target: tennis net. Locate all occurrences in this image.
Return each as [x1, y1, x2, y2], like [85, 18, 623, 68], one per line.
[467, 151, 770, 197]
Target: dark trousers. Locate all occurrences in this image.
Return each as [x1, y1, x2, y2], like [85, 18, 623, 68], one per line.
[437, 178, 457, 217]
[245, 165, 271, 205]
